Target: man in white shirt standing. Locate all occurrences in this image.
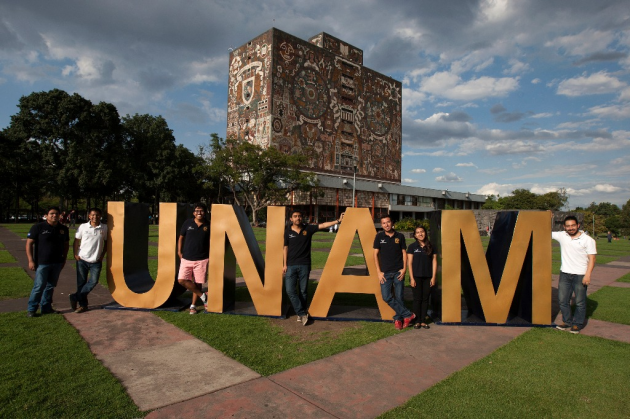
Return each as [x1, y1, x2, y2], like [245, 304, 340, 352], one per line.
[70, 208, 107, 313]
[552, 215, 596, 334]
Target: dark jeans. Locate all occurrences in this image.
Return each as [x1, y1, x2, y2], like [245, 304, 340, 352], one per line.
[285, 265, 309, 316]
[380, 271, 412, 321]
[75, 259, 103, 308]
[558, 271, 588, 327]
[411, 277, 432, 322]
[27, 263, 64, 313]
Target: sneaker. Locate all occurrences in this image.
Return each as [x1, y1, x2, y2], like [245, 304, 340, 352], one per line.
[302, 313, 309, 326]
[200, 293, 207, 304]
[395, 320, 403, 330]
[403, 313, 417, 328]
[69, 294, 77, 311]
[74, 307, 88, 314]
[296, 315, 302, 322]
[26, 311, 36, 318]
[570, 325, 580, 334]
[189, 305, 197, 315]
[556, 323, 571, 331]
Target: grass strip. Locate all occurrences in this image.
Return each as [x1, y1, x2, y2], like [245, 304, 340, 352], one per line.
[381, 328, 630, 418]
[0, 250, 17, 264]
[0, 241, 5, 249]
[0, 312, 143, 418]
[587, 286, 630, 325]
[0, 267, 33, 300]
[155, 311, 402, 376]
[616, 272, 630, 283]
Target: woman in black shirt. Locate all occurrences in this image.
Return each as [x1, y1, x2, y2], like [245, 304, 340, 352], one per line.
[407, 226, 437, 329]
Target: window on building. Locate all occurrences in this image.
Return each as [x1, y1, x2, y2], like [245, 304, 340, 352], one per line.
[397, 195, 405, 206]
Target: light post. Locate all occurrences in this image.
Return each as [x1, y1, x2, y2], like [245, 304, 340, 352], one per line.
[351, 163, 357, 207]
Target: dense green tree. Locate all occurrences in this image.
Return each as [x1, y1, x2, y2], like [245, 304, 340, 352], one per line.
[481, 194, 502, 209]
[586, 201, 621, 217]
[201, 135, 317, 225]
[499, 188, 538, 209]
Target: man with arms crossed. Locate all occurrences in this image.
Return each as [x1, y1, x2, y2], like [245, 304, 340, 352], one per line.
[553, 215, 596, 334]
[373, 214, 415, 330]
[283, 210, 344, 326]
[178, 203, 210, 314]
[26, 207, 69, 317]
[70, 208, 107, 313]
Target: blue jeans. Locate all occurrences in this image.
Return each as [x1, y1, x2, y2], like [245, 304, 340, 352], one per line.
[558, 271, 588, 327]
[381, 271, 412, 321]
[27, 263, 64, 313]
[285, 265, 309, 316]
[75, 259, 103, 308]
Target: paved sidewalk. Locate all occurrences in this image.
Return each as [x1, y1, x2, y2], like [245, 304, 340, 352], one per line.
[2, 225, 630, 417]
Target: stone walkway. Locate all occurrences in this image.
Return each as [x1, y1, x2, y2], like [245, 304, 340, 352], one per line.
[1, 225, 629, 417]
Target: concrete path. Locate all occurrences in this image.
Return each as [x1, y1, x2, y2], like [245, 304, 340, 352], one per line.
[2, 225, 630, 417]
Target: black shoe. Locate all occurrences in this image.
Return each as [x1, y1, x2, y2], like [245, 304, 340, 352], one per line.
[26, 311, 37, 318]
[69, 294, 77, 311]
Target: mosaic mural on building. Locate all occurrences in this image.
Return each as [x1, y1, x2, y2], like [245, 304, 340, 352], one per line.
[227, 28, 402, 183]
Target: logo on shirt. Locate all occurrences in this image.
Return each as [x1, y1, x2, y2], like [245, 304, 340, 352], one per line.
[289, 234, 296, 239]
[303, 231, 307, 236]
[414, 248, 422, 253]
[380, 239, 386, 244]
[395, 238, 399, 243]
[60, 230, 65, 235]
[187, 226, 195, 231]
[203, 226, 208, 232]
[42, 231, 51, 235]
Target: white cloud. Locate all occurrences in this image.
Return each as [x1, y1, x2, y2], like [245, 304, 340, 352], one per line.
[593, 184, 621, 193]
[531, 112, 554, 118]
[411, 168, 426, 173]
[478, 168, 507, 175]
[504, 59, 530, 75]
[545, 29, 615, 56]
[420, 71, 519, 101]
[531, 78, 541, 84]
[477, 182, 515, 197]
[402, 178, 418, 183]
[586, 104, 630, 120]
[456, 162, 477, 167]
[436, 172, 462, 182]
[557, 71, 626, 97]
[433, 167, 445, 173]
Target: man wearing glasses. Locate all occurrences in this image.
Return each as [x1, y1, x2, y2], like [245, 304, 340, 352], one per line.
[178, 203, 210, 314]
[25, 207, 70, 317]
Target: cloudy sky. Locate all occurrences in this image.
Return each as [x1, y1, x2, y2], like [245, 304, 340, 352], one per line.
[1, 0, 629, 208]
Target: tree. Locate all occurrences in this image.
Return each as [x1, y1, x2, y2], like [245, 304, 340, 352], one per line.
[536, 188, 568, 211]
[202, 135, 317, 225]
[481, 194, 502, 209]
[122, 114, 179, 213]
[499, 189, 538, 209]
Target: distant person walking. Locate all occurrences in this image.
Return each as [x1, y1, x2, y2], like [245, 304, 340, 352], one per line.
[373, 214, 415, 330]
[70, 208, 107, 313]
[607, 231, 612, 243]
[553, 215, 597, 334]
[25, 207, 69, 317]
[407, 226, 437, 329]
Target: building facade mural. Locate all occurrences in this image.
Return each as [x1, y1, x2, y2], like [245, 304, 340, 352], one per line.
[228, 28, 402, 183]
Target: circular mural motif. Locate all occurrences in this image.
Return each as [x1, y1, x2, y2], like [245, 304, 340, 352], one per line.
[365, 97, 391, 136]
[272, 118, 283, 133]
[293, 69, 329, 119]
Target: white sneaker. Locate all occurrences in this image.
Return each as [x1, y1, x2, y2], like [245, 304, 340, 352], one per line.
[296, 315, 302, 322]
[200, 293, 207, 304]
[302, 313, 309, 326]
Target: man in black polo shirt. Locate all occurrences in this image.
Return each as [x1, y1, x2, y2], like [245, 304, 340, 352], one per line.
[373, 214, 415, 330]
[177, 203, 210, 314]
[26, 206, 70, 317]
[283, 210, 344, 326]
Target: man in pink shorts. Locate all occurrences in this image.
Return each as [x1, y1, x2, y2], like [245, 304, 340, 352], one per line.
[178, 203, 210, 314]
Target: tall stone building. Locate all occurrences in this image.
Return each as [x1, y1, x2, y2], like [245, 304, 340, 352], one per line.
[228, 28, 484, 222]
[228, 28, 401, 183]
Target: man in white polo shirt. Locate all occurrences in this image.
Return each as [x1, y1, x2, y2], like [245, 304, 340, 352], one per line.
[70, 208, 107, 313]
[552, 215, 596, 334]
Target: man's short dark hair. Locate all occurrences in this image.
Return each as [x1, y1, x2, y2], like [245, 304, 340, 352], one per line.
[88, 207, 102, 215]
[380, 214, 392, 222]
[563, 215, 579, 225]
[193, 202, 207, 212]
[47, 206, 60, 214]
[289, 209, 303, 218]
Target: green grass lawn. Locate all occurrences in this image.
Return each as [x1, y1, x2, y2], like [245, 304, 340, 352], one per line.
[0, 241, 5, 249]
[617, 272, 630, 283]
[0, 250, 17, 263]
[381, 328, 630, 418]
[0, 312, 143, 418]
[0, 267, 33, 300]
[587, 286, 630, 325]
[155, 311, 403, 376]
